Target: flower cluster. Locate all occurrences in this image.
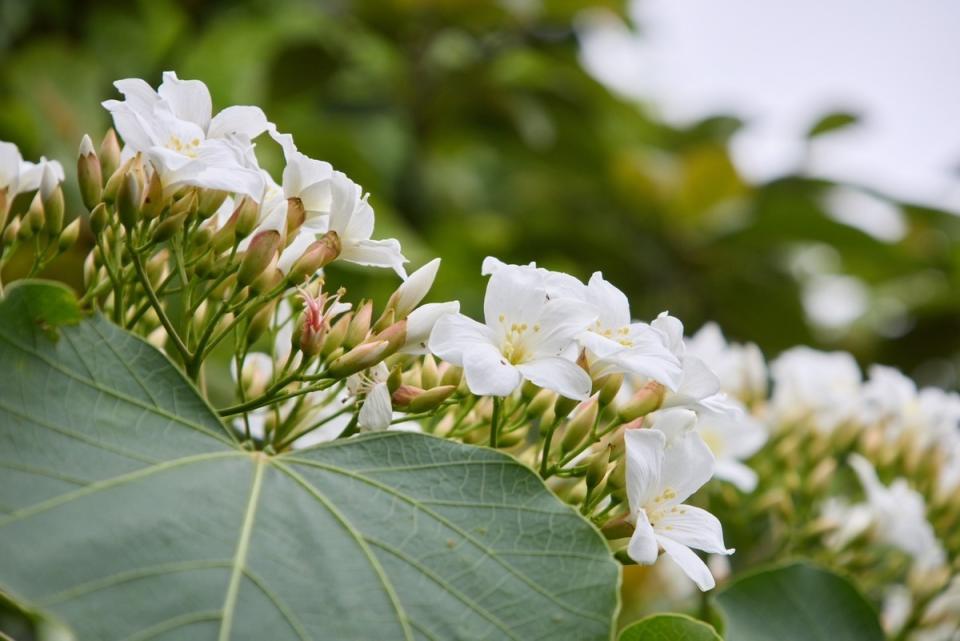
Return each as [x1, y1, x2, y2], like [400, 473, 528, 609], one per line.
[1, 71, 768, 598]
[686, 330, 960, 640]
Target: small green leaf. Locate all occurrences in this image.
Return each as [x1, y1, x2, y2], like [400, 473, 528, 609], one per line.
[715, 562, 884, 641]
[806, 111, 860, 138]
[0, 281, 620, 640]
[619, 613, 721, 641]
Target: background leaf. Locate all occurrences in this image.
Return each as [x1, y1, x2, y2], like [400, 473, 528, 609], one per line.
[618, 613, 721, 641]
[0, 281, 619, 641]
[714, 562, 885, 641]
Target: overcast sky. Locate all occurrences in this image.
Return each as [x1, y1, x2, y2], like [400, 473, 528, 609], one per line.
[578, 0, 960, 212]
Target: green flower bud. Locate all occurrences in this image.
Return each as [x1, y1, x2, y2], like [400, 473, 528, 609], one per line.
[4, 216, 21, 244]
[169, 190, 198, 220]
[102, 157, 134, 204]
[190, 226, 214, 251]
[77, 134, 103, 211]
[595, 374, 623, 407]
[322, 313, 351, 357]
[99, 129, 121, 181]
[561, 398, 598, 454]
[24, 192, 45, 233]
[586, 446, 612, 490]
[618, 382, 665, 422]
[234, 197, 259, 239]
[387, 366, 403, 393]
[390, 384, 423, 409]
[526, 388, 556, 419]
[238, 230, 282, 288]
[285, 231, 341, 284]
[521, 380, 540, 400]
[440, 365, 462, 388]
[328, 340, 391, 378]
[141, 171, 165, 220]
[407, 385, 456, 413]
[152, 212, 187, 243]
[345, 300, 373, 349]
[250, 263, 283, 296]
[420, 354, 439, 389]
[83, 250, 97, 289]
[197, 189, 228, 220]
[554, 394, 580, 421]
[117, 172, 141, 230]
[285, 197, 306, 242]
[373, 319, 407, 357]
[89, 202, 109, 235]
[58, 218, 80, 253]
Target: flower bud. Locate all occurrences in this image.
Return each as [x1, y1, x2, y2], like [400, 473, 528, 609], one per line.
[421, 354, 439, 389]
[440, 365, 462, 388]
[24, 192, 45, 233]
[234, 197, 259, 239]
[77, 134, 103, 211]
[102, 157, 133, 204]
[345, 300, 373, 348]
[141, 171, 165, 220]
[595, 374, 623, 407]
[169, 190, 198, 220]
[618, 382, 665, 422]
[373, 320, 407, 357]
[322, 313, 351, 357]
[586, 446, 612, 490]
[58, 218, 80, 253]
[285, 197, 306, 241]
[189, 226, 214, 251]
[152, 212, 187, 243]
[83, 250, 97, 288]
[385, 257, 441, 319]
[238, 230, 282, 288]
[328, 340, 391, 378]
[251, 263, 283, 296]
[387, 366, 403, 393]
[285, 232, 341, 284]
[554, 395, 580, 421]
[4, 216, 20, 244]
[40, 176, 64, 236]
[0, 187, 9, 228]
[526, 388, 556, 419]
[117, 172, 141, 230]
[99, 129, 121, 181]
[89, 202, 109, 235]
[408, 385, 456, 413]
[561, 398, 598, 454]
[197, 189, 228, 220]
[607, 457, 626, 491]
[391, 385, 423, 408]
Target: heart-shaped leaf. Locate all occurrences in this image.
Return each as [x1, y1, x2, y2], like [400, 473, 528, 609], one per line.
[618, 613, 721, 641]
[0, 281, 619, 641]
[715, 562, 884, 641]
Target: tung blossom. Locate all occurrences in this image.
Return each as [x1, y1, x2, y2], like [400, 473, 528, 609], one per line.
[624, 408, 733, 590]
[769, 347, 862, 431]
[686, 322, 767, 404]
[102, 71, 270, 198]
[429, 260, 595, 400]
[0, 141, 64, 205]
[695, 410, 767, 492]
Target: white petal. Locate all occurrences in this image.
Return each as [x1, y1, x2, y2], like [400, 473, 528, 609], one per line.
[427, 313, 496, 365]
[392, 258, 440, 317]
[652, 312, 686, 357]
[624, 428, 666, 512]
[158, 71, 212, 130]
[0, 141, 23, 191]
[654, 505, 733, 556]
[529, 297, 597, 356]
[277, 230, 318, 275]
[480, 256, 509, 275]
[208, 105, 270, 139]
[462, 345, 522, 397]
[483, 263, 550, 329]
[359, 382, 392, 431]
[627, 509, 659, 565]
[657, 535, 716, 591]
[340, 238, 408, 279]
[660, 428, 715, 505]
[403, 301, 460, 355]
[678, 356, 722, 400]
[714, 459, 759, 493]
[516, 357, 591, 401]
[649, 408, 698, 448]
[585, 271, 631, 328]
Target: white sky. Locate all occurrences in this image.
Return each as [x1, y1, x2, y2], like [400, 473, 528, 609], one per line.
[578, 0, 960, 212]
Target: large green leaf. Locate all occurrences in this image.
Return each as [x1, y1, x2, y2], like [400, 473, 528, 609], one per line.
[0, 281, 619, 641]
[618, 613, 721, 641]
[715, 562, 884, 641]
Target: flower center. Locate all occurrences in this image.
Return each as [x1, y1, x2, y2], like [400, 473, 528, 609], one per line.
[167, 135, 202, 158]
[594, 321, 634, 347]
[498, 314, 540, 364]
[645, 487, 682, 527]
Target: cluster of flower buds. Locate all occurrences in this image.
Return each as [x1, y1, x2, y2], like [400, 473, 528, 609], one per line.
[0, 141, 79, 290]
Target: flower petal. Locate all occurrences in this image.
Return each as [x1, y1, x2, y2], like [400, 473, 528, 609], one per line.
[427, 313, 496, 365]
[714, 459, 759, 493]
[340, 238, 408, 279]
[392, 258, 441, 317]
[656, 535, 716, 591]
[403, 302, 460, 355]
[624, 427, 665, 513]
[654, 504, 733, 556]
[516, 357, 591, 401]
[660, 428, 715, 505]
[208, 105, 270, 140]
[359, 382, 392, 431]
[158, 71, 212, 131]
[627, 509, 659, 565]
[462, 345, 522, 397]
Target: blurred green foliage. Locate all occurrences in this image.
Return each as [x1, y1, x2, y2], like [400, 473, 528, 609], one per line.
[2, 0, 959, 386]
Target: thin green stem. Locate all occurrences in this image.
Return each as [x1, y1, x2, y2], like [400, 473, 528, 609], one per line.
[129, 244, 191, 364]
[489, 397, 502, 448]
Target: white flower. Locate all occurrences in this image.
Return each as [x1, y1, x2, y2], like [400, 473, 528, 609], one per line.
[861, 365, 960, 450]
[686, 322, 767, 403]
[347, 363, 393, 431]
[390, 258, 441, 318]
[402, 301, 460, 355]
[651, 313, 741, 419]
[695, 409, 767, 492]
[624, 409, 733, 591]
[769, 347, 862, 431]
[848, 454, 945, 570]
[481, 259, 681, 388]
[102, 71, 269, 198]
[0, 141, 64, 202]
[429, 260, 595, 400]
[820, 497, 874, 550]
[326, 171, 407, 278]
[282, 147, 333, 227]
